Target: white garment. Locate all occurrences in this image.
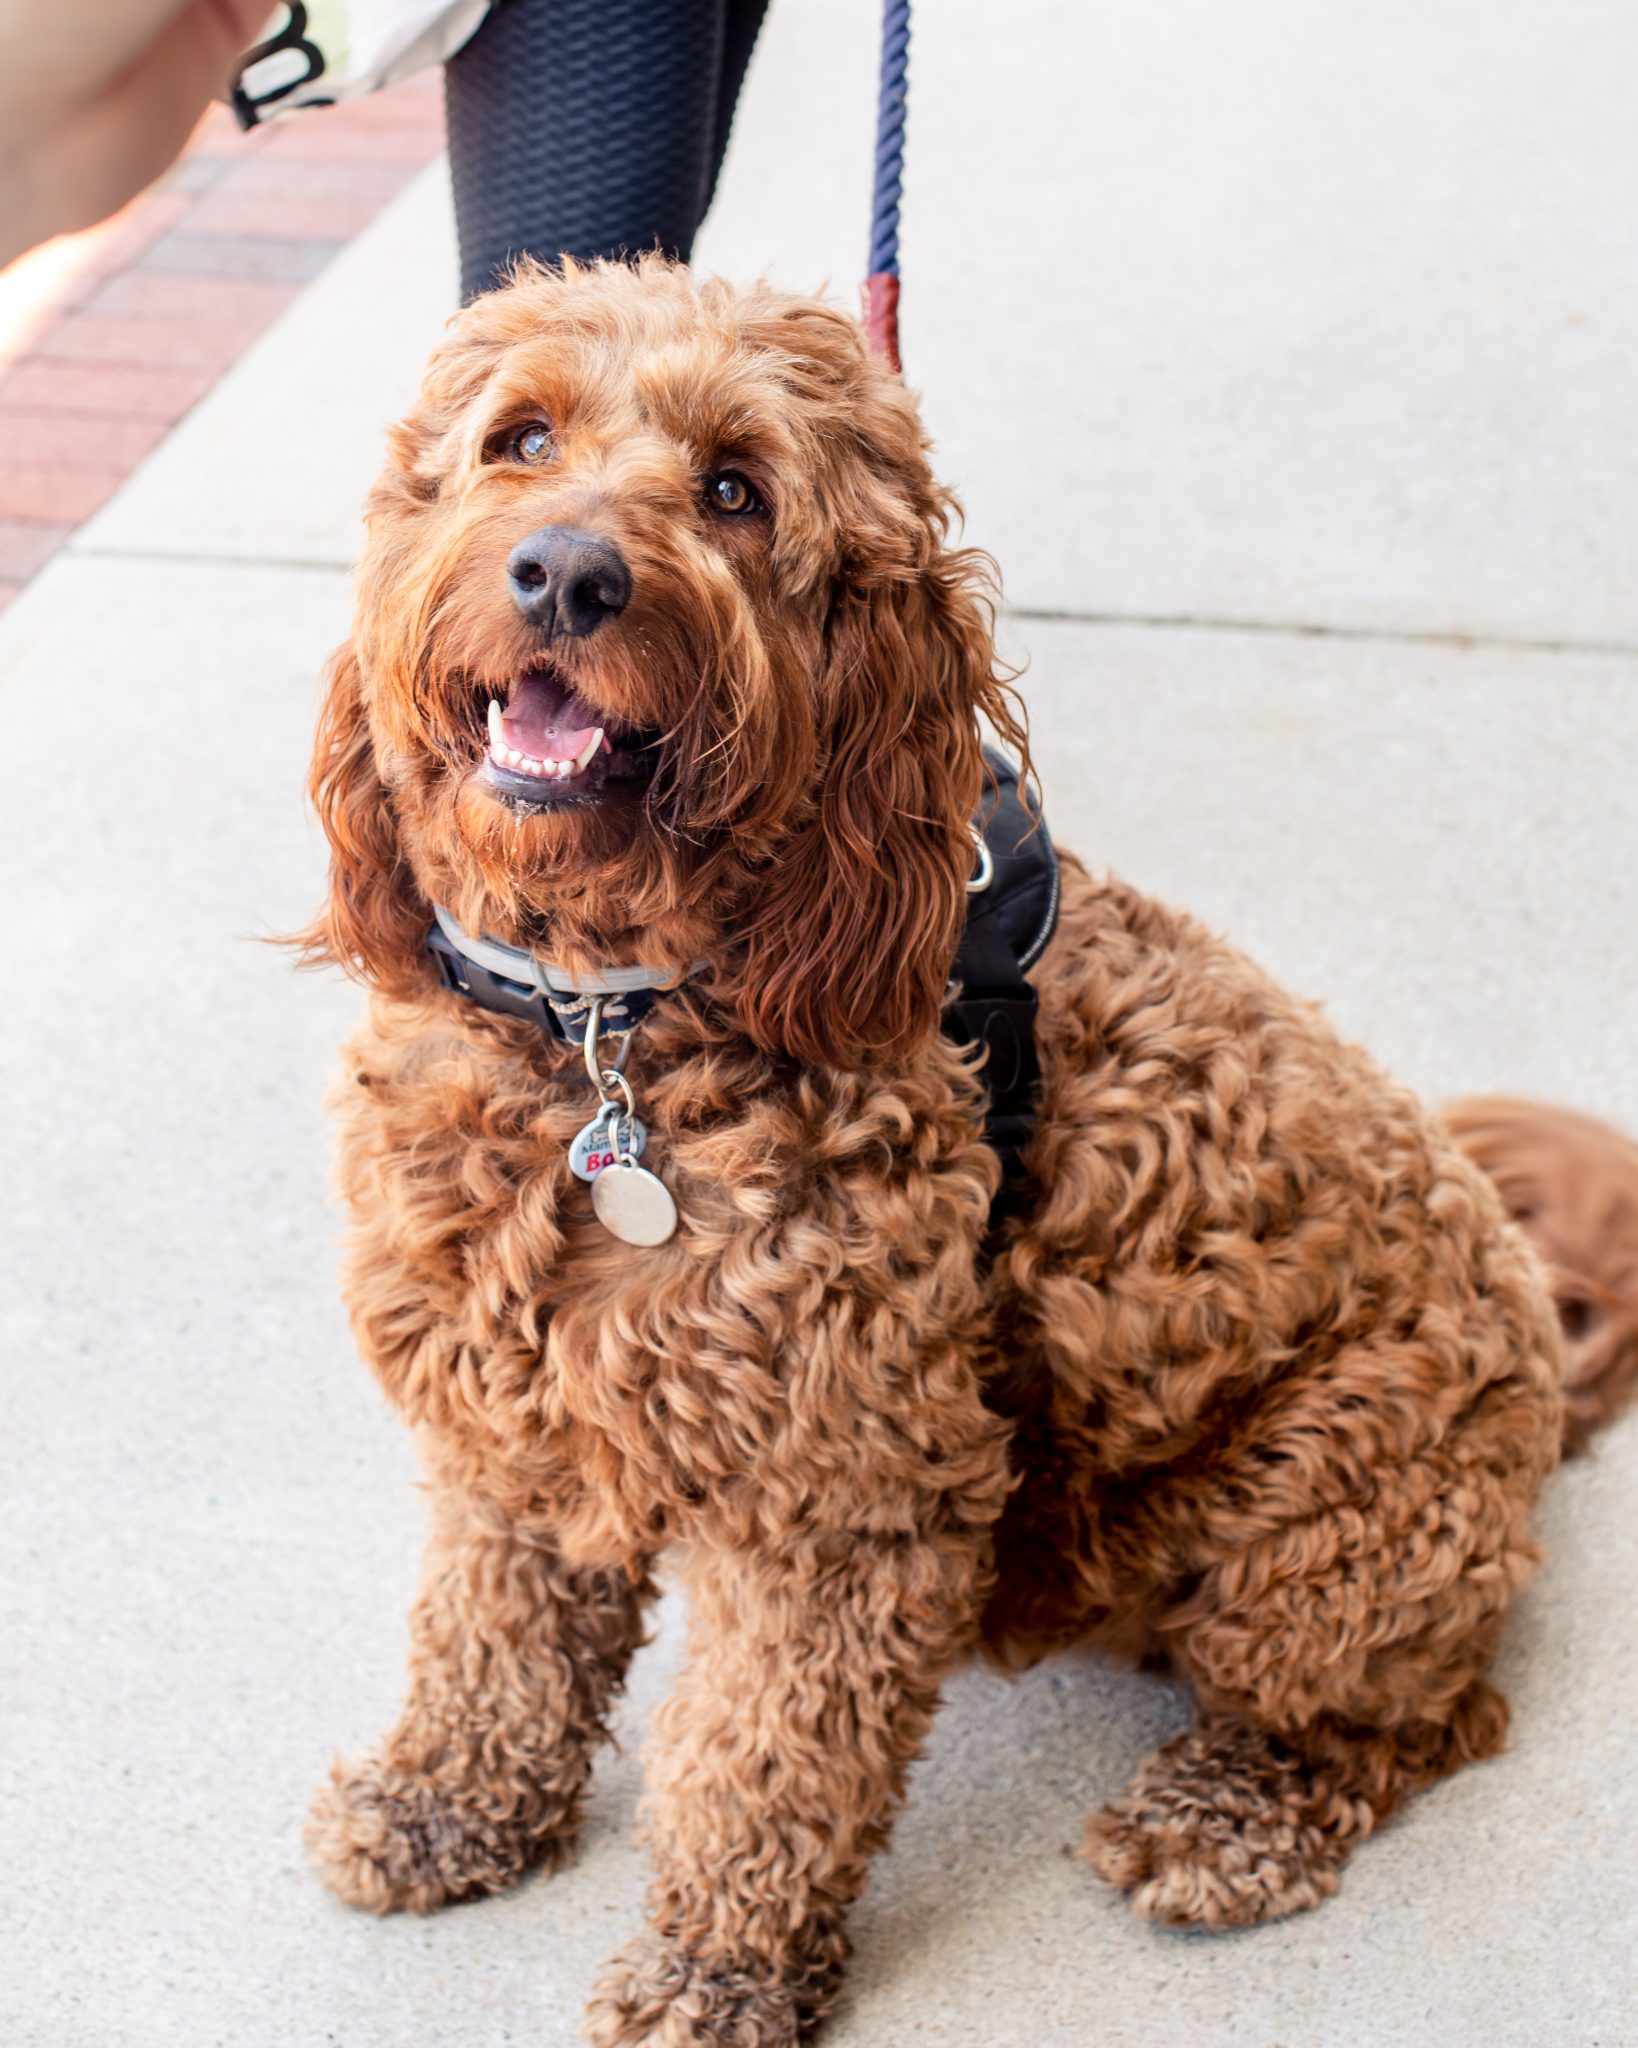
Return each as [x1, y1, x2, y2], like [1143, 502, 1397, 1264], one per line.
[232, 0, 490, 123]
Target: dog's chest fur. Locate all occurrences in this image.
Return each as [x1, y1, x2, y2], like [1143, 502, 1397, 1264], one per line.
[330, 993, 1002, 1561]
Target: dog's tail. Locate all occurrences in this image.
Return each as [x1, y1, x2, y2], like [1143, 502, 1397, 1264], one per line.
[1445, 1096, 1638, 1452]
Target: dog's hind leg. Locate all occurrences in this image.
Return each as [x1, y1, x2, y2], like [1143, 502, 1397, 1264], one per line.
[308, 1469, 653, 1914]
[1076, 1153, 1566, 1932]
[1083, 1404, 1545, 1928]
[1083, 1682, 1507, 1927]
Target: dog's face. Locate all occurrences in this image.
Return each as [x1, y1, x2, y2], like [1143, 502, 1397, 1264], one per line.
[306, 259, 1022, 1067]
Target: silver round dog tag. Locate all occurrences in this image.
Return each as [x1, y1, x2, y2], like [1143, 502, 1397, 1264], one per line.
[592, 1156, 679, 1246]
[569, 1109, 647, 1182]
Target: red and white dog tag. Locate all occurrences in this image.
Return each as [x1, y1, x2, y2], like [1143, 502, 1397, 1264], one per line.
[569, 1108, 647, 1182]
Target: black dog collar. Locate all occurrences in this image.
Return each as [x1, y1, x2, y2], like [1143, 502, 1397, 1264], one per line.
[426, 907, 703, 1050]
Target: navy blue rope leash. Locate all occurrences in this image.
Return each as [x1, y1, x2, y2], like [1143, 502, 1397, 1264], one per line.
[863, 0, 910, 369]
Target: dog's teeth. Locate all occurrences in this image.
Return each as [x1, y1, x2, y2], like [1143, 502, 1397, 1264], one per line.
[487, 722, 604, 784]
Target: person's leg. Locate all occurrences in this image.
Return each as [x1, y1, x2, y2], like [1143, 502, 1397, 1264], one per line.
[703, 0, 769, 218]
[445, 0, 768, 302]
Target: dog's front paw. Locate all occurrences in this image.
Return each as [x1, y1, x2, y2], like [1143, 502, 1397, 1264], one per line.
[582, 1937, 812, 2048]
[307, 1753, 573, 1915]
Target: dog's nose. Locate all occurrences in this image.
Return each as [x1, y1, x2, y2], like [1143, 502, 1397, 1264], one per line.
[506, 526, 632, 638]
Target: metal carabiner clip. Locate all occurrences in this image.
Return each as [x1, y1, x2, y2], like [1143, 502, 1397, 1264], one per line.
[582, 994, 634, 1095]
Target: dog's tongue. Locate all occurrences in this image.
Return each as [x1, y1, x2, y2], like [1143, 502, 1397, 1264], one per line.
[501, 670, 602, 763]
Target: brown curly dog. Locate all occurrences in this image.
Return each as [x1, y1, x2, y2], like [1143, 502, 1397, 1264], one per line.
[298, 257, 1638, 2045]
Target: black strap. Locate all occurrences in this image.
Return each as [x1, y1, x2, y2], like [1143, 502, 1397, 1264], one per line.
[945, 981, 1041, 1222]
[942, 752, 1059, 1227]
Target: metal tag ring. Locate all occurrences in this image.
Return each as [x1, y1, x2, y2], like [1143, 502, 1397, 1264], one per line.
[595, 1069, 637, 1123]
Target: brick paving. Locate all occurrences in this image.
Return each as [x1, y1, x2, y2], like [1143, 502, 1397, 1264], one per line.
[0, 72, 445, 612]
[0, 407, 173, 469]
[0, 358, 223, 419]
[0, 461, 128, 524]
[0, 516, 74, 580]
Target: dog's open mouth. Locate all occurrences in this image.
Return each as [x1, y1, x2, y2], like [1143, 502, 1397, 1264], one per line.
[479, 666, 659, 808]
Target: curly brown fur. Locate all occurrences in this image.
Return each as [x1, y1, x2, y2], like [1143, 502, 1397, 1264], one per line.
[1082, 1681, 1508, 1928]
[300, 258, 1638, 2042]
[308, 1467, 653, 1912]
[583, 1931, 834, 2048]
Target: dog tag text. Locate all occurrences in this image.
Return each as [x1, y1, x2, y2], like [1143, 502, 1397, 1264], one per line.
[569, 1110, 647, 1182]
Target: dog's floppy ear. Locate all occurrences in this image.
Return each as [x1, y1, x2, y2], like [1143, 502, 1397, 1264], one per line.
[733, 546, 1023, 1070]
[293, 642, 429, 994]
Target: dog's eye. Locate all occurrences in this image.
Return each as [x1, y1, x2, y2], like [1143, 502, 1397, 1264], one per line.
[505, 422, 554, 466]
[706, 472, 759, 515]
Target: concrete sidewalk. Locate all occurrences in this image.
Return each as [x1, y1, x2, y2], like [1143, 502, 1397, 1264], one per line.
[3, 3, 1636, 2044]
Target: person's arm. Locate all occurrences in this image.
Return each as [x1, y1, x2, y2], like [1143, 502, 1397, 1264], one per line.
[0, 0, 270, 268]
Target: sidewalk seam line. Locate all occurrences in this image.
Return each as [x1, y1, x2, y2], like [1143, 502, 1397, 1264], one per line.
[1007, 606, 1638, 659]
[69, 543, 353, 574]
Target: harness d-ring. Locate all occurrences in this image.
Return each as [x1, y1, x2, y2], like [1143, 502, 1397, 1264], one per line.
[967, 825, 994, 894]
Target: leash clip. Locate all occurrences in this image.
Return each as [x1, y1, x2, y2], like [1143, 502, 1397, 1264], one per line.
[582, 995, 633, 1091]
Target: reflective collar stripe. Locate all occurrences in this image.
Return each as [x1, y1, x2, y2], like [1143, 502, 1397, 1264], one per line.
[431, 905, 704, 999]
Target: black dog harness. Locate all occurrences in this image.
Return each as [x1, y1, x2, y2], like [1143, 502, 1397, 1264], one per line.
[426, 750, 1059, 1218]
[943, 752, 1059, 1220]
